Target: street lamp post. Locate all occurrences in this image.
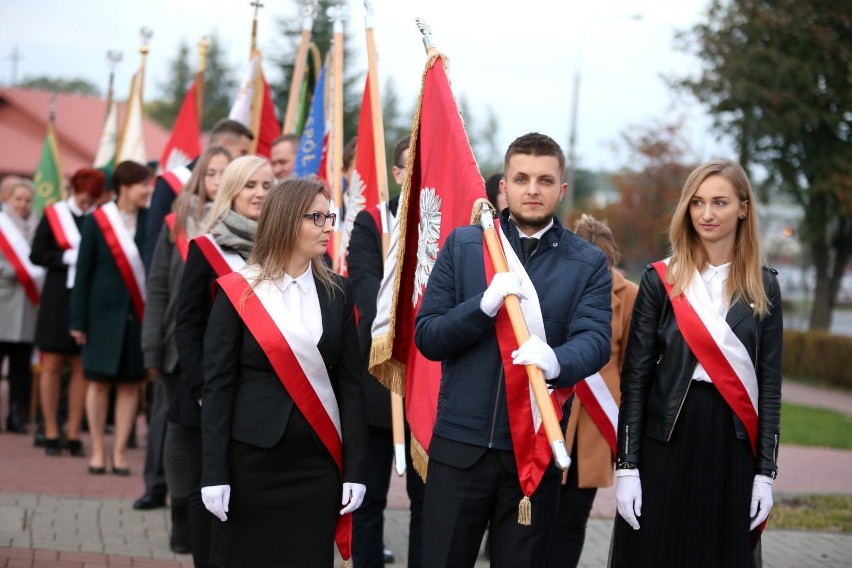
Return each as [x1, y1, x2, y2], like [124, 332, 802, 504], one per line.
[564, 14, 642, 217]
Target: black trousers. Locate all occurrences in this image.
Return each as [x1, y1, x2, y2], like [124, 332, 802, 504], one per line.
[141, 373, 177, 497]
[0, 341, 33, 410]
[545, 452, 598, 568]
[422, 440, 561, 568]
[353, 423, 425, 568]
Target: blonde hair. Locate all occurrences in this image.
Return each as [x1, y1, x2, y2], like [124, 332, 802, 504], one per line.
[201, 155, 269, 234]
[667, 159, 769, 316]
[246, 177, 341, 298]
[171, 146, 232, 241]
[574, 214, 620, 268]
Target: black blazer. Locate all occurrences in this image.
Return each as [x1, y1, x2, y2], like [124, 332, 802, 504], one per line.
[170, 240, 224, 426]
[200, 273, 368, 488]
[345, 196, 399, 429]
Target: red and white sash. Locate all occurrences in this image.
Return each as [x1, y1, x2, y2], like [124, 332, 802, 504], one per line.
[0, 211, 45, 305]
[160, 165, 192, 195]
[484, 221, 573, 503]
[216, 268, 352, 562]
[193, 234, 245, 277]
[574, 373, 619, 456]
[92, 202, 146, 322]
[652, 260, 759, 454]
[163, 212, 189, 262]
[44, 200, 82, 288]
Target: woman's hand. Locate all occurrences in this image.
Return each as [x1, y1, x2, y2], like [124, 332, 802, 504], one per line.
[201, 484, 231, 522]
[69, 330, 87, 346]
[615, 469, 642, 530]
[340, 482, 366, 514]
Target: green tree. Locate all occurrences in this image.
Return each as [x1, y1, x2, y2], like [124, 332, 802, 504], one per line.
[674, 0, 852, 330]
[145, 33, 236, 131]
[19, 76, 100, 96]
[269, 0, 361, 141]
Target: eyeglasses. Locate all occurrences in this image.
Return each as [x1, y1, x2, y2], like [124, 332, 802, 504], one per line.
[303, 212, 337, 227]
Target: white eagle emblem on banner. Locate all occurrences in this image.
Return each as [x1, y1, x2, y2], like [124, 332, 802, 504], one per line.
[413, 187, 441, 306]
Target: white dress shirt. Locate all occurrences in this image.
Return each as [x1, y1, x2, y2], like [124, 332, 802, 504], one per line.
[690, 262, 732, 383]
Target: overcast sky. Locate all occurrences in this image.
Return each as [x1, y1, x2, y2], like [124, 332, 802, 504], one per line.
[0, 0, 733, 171]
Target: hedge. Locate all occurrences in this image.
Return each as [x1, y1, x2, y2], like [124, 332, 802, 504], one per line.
[782, 329, 852, 389]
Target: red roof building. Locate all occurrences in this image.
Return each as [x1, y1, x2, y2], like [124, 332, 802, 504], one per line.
[0, 87, 169, 178]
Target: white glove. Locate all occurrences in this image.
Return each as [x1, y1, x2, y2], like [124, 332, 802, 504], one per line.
[749, 474, 774, 530]
[201, 484, 231, 522]
[615, 469, 642, 530]
[480, 272, 526, 317]
[62, 249, 78, 266]
[340, 482, 367, 514]
[512, 335, 560, 381]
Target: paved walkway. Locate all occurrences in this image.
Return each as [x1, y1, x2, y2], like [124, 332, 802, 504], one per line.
[1, 379, 850, 567]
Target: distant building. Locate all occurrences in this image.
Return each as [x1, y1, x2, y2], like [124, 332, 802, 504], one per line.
[0, 87, 169, 179]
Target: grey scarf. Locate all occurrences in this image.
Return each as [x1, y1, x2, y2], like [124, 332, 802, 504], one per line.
[210, 210, 256, 259]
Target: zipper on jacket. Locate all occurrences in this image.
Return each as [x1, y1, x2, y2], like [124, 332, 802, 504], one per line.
[623, 425, 630, 456]
[773, 434, 779, 463]
[487, 366, 504, 448]
[667, 377, 693, 442]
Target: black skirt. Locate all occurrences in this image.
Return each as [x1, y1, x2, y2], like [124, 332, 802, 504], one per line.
[210, 405, 342, 567]
[609, 381, 757, 568]
[34, 272, 79, 355]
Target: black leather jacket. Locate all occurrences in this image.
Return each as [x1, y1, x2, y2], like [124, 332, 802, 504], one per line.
[616, 265, 782, 478]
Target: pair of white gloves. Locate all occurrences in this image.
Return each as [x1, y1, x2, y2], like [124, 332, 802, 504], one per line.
[615, 469, 774, 531]
[201, 482, 366, 522]
[481, 272, 561, 381]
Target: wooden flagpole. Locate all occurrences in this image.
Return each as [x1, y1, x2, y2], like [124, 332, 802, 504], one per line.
[477, 203, 571, 470]
[283, 0, 318, 134]
[248, 1, 265, 156]
[327, 3, 346, 273]
[196, 36, 209, 126]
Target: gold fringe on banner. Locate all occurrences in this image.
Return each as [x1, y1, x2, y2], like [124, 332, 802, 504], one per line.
[341, 559, 352, 568]
[518, 496, 532, 526]
[410, 435, 430, 483]
[368, 334, 406, 396]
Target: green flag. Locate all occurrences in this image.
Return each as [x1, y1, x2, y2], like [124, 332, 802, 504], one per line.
[32, 124, 63, 218]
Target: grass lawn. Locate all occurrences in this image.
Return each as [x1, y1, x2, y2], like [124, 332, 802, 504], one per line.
[772, 494, 852, 533]
[780, 402, 852, 450]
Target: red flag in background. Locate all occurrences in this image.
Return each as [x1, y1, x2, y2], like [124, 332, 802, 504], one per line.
[369, 54, 487, 476]
[159, 80, 201, 171]
[256, 74, 281, 158]
[338, 74, 383, 274]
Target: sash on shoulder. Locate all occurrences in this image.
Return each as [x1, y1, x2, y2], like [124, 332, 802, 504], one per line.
[216, 269, 352, 563]
[0, 211, 45, 305]
[652, 260, 759, 454]
[164, 212, 189, 262]
[193, 234, 245, 277]
[92, 202, 146, 322]
[45, 201, 83, 288]
[574, 373, 619, 457]
[483, 221, 573, 509]
[160, 166, 192, 195]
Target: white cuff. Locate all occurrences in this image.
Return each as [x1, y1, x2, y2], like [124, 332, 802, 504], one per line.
[615, 468, 640, 478]
[754, 474, 774, 485]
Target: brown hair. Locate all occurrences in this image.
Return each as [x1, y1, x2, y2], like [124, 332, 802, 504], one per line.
[504, 132, 565, 175]
[574, 214, 620, 268]
[171, 146, 232, 241]
[112, 161, 152, 195]
[246, 177, 341, 297]
[667, 159, 768, 316]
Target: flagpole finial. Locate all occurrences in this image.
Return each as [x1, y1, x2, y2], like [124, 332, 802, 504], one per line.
[139, 27, 153, 56]
[301, 0, 319, 30]
[106, 50, 123, 70]
[49, 91, 57, 124]
[198, 36, 210, 72]
[326, 2, 348, 33]
[363, 0, 374, 28]
[416, 18, 437, 54]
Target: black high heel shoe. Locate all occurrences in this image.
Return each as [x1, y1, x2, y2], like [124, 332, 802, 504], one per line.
[44, 439, 61, 456]
[65, 440, 85, 457]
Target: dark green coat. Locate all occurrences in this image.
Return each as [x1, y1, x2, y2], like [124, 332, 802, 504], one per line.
[69, 208, 148, 378]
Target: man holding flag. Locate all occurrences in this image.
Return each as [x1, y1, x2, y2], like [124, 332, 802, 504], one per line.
[414, 133, 612, 567]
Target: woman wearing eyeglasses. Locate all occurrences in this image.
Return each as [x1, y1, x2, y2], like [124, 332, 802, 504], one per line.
[172, 155, 272, 567]
[200, 177, 367, 567]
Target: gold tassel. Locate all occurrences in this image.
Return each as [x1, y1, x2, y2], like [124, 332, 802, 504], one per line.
[518, 495, 532, 526]
[411, 436, 430, 483]
[368, 335, 407, 396]
[340, 559, 352, 568]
